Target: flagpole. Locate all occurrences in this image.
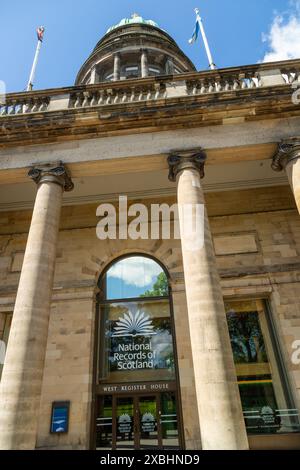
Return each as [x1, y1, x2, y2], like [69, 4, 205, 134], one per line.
[27, 27, 45, 91]
[195, 8, 216, 70]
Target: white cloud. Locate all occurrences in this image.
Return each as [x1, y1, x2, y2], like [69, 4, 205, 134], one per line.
[108, 256, 162, 288]
[263, 1, 300, 62]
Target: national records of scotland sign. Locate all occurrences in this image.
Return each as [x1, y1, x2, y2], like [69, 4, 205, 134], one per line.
[110, 311, 157, 371]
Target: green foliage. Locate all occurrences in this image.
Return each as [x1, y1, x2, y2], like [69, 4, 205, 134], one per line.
[141, 272, 169, 297]
[227, 310, 268, 364]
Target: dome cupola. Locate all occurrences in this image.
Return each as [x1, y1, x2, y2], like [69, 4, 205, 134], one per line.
[75, 13, 196, 84]
[106, 13, 161, 34]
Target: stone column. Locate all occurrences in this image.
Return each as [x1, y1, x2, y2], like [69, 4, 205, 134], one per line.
[141, 49, 149, 78]
[113, 53, 121, 82]
[272, 137, 300, 213]
[166, 57, 175, 75]
[0, 163, 73, 450]
[168, 150, 249, 450]
[90, 66, 99, 84]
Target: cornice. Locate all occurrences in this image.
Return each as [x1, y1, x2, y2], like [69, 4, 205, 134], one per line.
[2, 60, 300, 149]
[0, 176, 288, 213]
[0, 85, 298, 150]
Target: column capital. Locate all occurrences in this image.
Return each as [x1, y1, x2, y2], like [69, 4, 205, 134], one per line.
[28, 162, 74, 192]
[167, 148, 207, 182]
[272, 137, 300, 171]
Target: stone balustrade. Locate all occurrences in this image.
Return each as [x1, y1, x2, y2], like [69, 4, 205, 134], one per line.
[186, 70, 260, 96]
[1, 59, 300, 117]
[69, 81, 167, 108]
[281, 66, 300, 84]
[0, 94, 50, 116]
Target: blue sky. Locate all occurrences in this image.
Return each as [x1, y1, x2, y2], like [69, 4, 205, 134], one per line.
[0, 0, 299, 93]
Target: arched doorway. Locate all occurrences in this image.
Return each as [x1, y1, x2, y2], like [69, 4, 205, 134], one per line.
[93, 255, 183, 450]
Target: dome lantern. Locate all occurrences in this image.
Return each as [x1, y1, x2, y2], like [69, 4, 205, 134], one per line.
[105, 13, 162, 34]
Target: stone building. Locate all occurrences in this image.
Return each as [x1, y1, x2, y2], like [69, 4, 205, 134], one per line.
[0, 14, 300, 450]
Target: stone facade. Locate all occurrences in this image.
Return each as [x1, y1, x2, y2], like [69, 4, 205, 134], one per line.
[0, 184, 300, 449]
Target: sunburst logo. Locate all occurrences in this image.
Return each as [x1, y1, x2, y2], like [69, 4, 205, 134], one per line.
[112, 310, 155, 337]
[118, 413, 131, 424]
[142, 412, 155, 423]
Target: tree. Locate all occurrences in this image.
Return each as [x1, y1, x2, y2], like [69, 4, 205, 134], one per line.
[227, 310, 267, 364]
[141, 273, 169, 297]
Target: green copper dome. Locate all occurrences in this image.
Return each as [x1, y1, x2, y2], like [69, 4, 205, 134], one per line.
[106, 14, 161, 34]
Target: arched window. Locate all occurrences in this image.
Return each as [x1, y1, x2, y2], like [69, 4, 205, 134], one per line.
[100, 255, 169, 300]
[96, 256, 182, 450]
[97, 255, 176, 383]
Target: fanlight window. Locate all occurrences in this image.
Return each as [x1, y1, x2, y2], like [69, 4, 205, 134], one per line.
[100, 256, 169, 301]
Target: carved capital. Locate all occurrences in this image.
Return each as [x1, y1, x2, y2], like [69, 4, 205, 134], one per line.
[167, 149, 207, 182]
[28, 162, 74, 192]
[272, 137, 300, 172]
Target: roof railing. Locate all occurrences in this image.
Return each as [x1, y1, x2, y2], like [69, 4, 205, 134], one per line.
[1, 59, 299, 117]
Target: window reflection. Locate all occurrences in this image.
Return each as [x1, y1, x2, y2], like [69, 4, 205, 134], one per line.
[100, 300, 175, 383]
[96, 395, 113, 450]
[116, 397, 135, 449]
[161, 392, 179, 448]
[225, 300, 300, 435]
[99, 256, 175, 384]
[0, 313, 12, 380]
[101, 256, 168, 300]
[139, 396, 159, 449]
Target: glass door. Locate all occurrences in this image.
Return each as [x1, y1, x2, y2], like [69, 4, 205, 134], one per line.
[160, 392, 180, 448]
[138, 395, 162, 449]
[96, 395, 113, 450]
[96, 392, 181, 450]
